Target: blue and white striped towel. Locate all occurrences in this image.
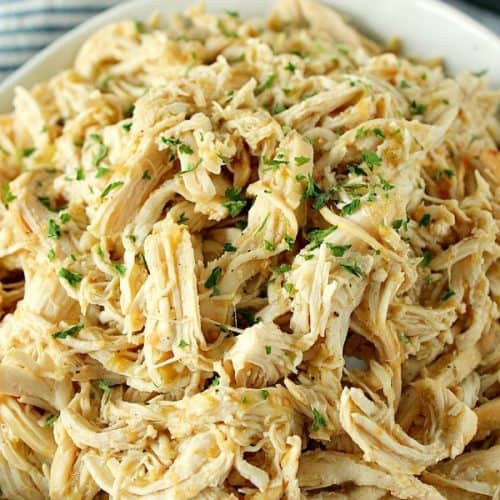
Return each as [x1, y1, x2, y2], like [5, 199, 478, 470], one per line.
[0, 0, 120, 81]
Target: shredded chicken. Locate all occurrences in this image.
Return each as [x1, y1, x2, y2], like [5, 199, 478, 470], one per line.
[0, 0, 498, 498]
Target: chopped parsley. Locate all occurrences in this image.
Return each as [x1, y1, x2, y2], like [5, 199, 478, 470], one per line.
[48, 219, 61, 239]
[256, 74, 276, 94]
[204, 266, 222, 292]
[178, 339, 189, 348]
[311, 408, 327, 431]
[284, 282, 295, 294]
[275, 263, 291, 274]
[134, 20, 145, 34]
[373, 128, 385, 139]
[178, 143, 193, 155]
[1, 183, 16, 207]
[419, 251, 431, 267]
[326, 243, 351, 257]
[355, 127, 369, 139]
[284, 234, 294, 250]
[262, 154, 288, 171]
[349, 165, 367, 176]
[409, 100, 426, 116]
[97, 380, 113, 403]
[263, 240, 276, 251]
[223, 242, 237, 253]
[122, 122, 132, 132]
[59, 212, 71, 224]
[47, 249, 55, 261]
[392, 219, 403, 230]
[52, 324, 84, 339]
[339, 260, 363, 277]
[92, 143, 108, 167]
[21, 147, 36, 158]
[161, 137, 181, 147]
[444, 169, 455, 178]
[100, 181, 124, 198]
[399, 334, 410, 344]
[361, 151, 382, 169]
[142, 170, 152, 180]
[95, 166, 109, 178]
[399, 80, 411, 89]
[301, 174, 334, 209]
[217, 19, 238, 38]
[261, 389, 269, 400]
[176, 212, 189, 224]
[419, 213, 432, 226]
[236, 308, 261, 327]
[177, 159, 201, 175]
[441, 288, 456, 301]
[285, 61, 296, 73]
[265, 345, 272, 355]
[58, 268, 83, 287]
[112, 264, 126, 277]
[222, 187, 247, 217]
[211, 376, 220, 386]
[473, 69, 488, 78]
[378, 176, 394, 191]
[294, 156, 310, 166]
[76, 167, 85, 180]
[341, 198, 361, 216]
[306, 225, 337, 250]
[44, 414, 58, 428]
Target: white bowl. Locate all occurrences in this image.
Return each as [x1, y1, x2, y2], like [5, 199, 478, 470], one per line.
[0, 0, 499, 113]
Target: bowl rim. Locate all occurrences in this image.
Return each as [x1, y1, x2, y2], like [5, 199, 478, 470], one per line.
[0, 0, 499, 112]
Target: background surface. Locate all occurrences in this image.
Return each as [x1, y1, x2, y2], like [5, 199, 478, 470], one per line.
[0, 0, 499, 82]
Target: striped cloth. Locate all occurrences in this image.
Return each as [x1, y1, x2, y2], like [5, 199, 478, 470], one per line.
[0, 0, 120, 81]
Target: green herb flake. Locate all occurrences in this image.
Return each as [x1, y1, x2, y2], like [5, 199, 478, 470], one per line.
[262, 154, 288, 171]
[59, 213, 71, 224]
[444, 169, 455, 178]
[339, 260, 363, 277]
[378, 176, 394, 191]
[275, 263, 291, 274]
[294, 156, 310, 166]
[410, 100, 426, 116]
[261, 389, 269, 400]
[122, 122, 132, 132]
[178, 339, 189, 348]
[400, 80, 411, 89]
[392, 219, 403, 230]
[419, 213, 432, 227]
[92, 143, 108, 167]
[211, 376, 220, 386]
[58, 268, 83, 287]
[284, 234, 294, 250]
[441, 288, 456, 301]
[306, 225, 337, 250]
[284, 282, 295, 294]
[263, 240, 276, 252]
[142, 170, 152, 180]
[21, 147, 36, 158]
[100, 181, 124, 198]
[95, 166, 109, 178]
[176, 212, 189, 224]
[265, 345, 272, 355]
[217, 18, 238, 38]
[326, 243, 351, 257]
[112, 264, 126, 277]
[373, 128, 385, 139]
[97, 380, 113, 403]
[361, 151, 382, 169]
[285, 61, 296, 73]
[256, 74, 276, 94]
[178, 143, 193, 155]
[48, 219, 61, 239]
[1, 183, 16, 207]
[311, 408, 327, 431]
[225, 9, 239, 17]
[223, 242, 237, 253]
[419, 251, 431, 267]
[52, 324, 84, 339]
[76, 167, 85, 181]
[473, 69, 488, 78]
[44, 414, 58, 427]
[177, 159, 201, 176]
[47, 249, 56, 261]
[399, 334, 410, 344]
[223, 187, 247, 217]
[355, 127, 369, 139]
[135, 20, 145, 34]
[96, 246, 104, 258]
[205, 266, 222, 290]
[341, 198, 361, 216]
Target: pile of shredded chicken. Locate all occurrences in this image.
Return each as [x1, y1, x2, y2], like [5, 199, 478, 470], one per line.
[0, 1, 499, 498]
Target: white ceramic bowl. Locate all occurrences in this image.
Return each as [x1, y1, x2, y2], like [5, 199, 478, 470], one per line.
[0, 0, 499, 113]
